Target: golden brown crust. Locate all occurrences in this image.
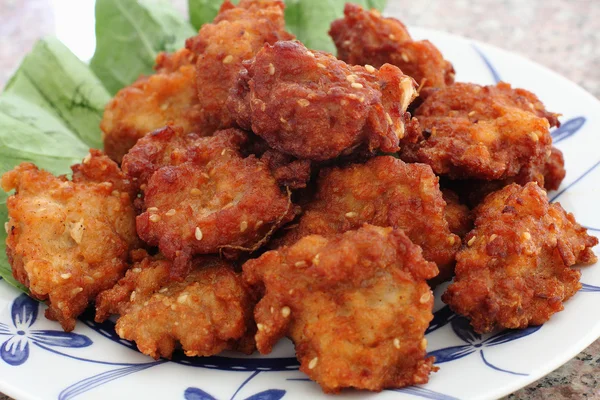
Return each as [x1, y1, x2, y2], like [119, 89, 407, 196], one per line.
[96, 253, 255, 359]
[402, 82, 557, 181]
[101, 49, 203, 163]
[542, 146, 566, 191]
[227, 40, 417, 160]
[243, 225, 438, 393]
[1, 155, 138, 331]
[127, 128, 293, 277]
[329, 4, 454, 89]
[443, 182, 598, 333]
[185, 0, 294, 133]
[279, 156, 460, 283]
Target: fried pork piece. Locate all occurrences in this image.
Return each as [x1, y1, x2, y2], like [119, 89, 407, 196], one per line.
[96, 252, 255, 359]
[401, 82, 558, 181]
[442, 189, 472, 239]
[244, 225, 438, 393]
[329, 4, 454, 89]
[443, 182, 598, 333]
[185, 0, 293, 133]
[280, 156, 460, 283]
[1, 155, 138, 331]
[129, 128, 293, 277]
[228, 40, 417, 161]
[101, 49, 203, 163]
[541, 146, 566, 191]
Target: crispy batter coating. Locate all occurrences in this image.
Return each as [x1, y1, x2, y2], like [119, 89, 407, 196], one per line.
[280, 156, 460, 283]
[101, 49, 203, 163]
[96, 252, 254, 359]
[185, 0, 293, 133]
[329, 4, 454, 89]
[128, 128, 293, 277]
[542, 146, 566, 191]
[1, 154, 138, 331]
[402, 82, 558, 181]
[443, 182, 598, 333]
[228, 40, 417, 160]
[244, 225, 438, 393]
[442, 189, 472, 239]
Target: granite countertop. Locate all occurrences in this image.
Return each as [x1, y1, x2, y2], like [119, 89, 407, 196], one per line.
[1, 0, 599, 399]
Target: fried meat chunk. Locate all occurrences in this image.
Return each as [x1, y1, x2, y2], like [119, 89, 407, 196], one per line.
[329, 4, 454, 89]
[96, 252, 254, 359]
[402, 82, 558, 181]
[185, 0, 294, 133]
[244, 225, 438, 393]
[442, 189, 472, 239]
[228, 40, 417, 160]
[443, 182, 598, 333]
[541, 146, 566, 191]
[280, 156, 460, 283]
[127, 128, 293, 276]
[1, 154, 138, 331]
[101, 49, 202, 163]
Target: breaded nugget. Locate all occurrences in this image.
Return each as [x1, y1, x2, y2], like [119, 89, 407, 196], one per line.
[402, 82, 558, 181]
[1, 154, 138, 331]
[443, 182, 598, 333]
[101, 49, 202, 163]
[244, 224, 438, 393]
[185, 0, 293, 133]
[228, 40, 417, 160]
[128, 128, 293, 277]
[329, 4, 454, 89]
[442, 189, 472, 239]
[96, 252, 254, 359]
[280, 156, 460, 283]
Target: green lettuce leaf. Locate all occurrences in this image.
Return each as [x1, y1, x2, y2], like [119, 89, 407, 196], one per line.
[91, 0, 196, 95]
[189, 0, 223, 30]
[285, 0, 387, 53]
[4, 37, 109, 149]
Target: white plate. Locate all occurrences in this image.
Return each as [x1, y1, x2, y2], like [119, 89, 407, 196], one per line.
[1, 25, 599, 400]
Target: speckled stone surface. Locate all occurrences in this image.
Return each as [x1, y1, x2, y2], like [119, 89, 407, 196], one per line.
[1, 1, 599, 399]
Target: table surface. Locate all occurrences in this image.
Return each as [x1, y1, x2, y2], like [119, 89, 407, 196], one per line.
[1, 0, 600, 399]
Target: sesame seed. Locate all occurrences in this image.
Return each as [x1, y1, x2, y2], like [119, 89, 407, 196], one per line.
[144, 301, 149, 306]
[132, 268, 142, 273]
[523, 232, 531, 240]
[308, 357, 318, 369]
[306, 51, 315, 58]
[281, 306, 291, 317]
[312, 254, 320, 266]
[420, 338, 428, 350]
[240, 221, 248, 232]
[365, 64, 375, 73]
[385, 113, 393, 125]
[393, 338, 401, 349]
[171, 304, 177, 311]
[257, 323, 265, 331]
[190, 188, 201, 196]
[289, 289, 295, 295]
[351, 82, 363, 89]
[147, 207, 159, 212]
[222, 55, 233, 64]
[389, 34, 396, 40]
[130, 291, 136, 301]
[295, 261, 307, 268]
[165, 209, 176, 216]
[317, 63, 326, 69]
[420, 291, 431, 304]
[468, 111, 476, 117]
[61, 273, 71, 280]
[467, 236, 477, 246]
[268, 63, 275, 75]
[270, 307, 274, 313]
[280, 117, 287, 123]
[401, 53, 409, 62]
[489, 234, 498, 242]
[174, 322, 179, 326]
[255, 220, 264, 229]
[260, 102, 266, 111]
[72, 287, 83, 295]
[112, 190, 119, 196]
[447, 236, 456, 246]
[160, 103, 168, 111]
[84, 276, 95, 284]
[177, 293, 189, 304]
[529, 132, 539, 142]
[297, 99, 310, 107]
[140, 184, 147, 191]
[342, 40, 351, 47]
[83, 153, 92, 164]
[341, 99, 349, 106]
[149, 214, 161, 223]
[4, 222, 9, 233]
[345, 212, 358, 218]
[195, 227, 203, 241]
[346, 74, 357, 82]
[202, 172, 210, 179]
[159, 288, 168, 293]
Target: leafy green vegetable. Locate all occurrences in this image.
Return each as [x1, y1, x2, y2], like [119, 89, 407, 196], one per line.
[285, 0, 387, 53]
[91, 0, 196, 95]
[4, 37, 109, 149]
[189, 0, 222, 30]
